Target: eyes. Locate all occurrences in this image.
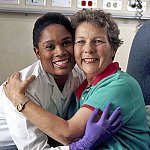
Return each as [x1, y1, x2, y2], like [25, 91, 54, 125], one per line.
[45, 39, 73, 51]
[46, 44, 55, 50]
[75, 39, 106, 46]
[62, 40, 73, 47]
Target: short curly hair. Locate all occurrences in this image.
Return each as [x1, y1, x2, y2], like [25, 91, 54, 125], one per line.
[71, 9, 123, 52]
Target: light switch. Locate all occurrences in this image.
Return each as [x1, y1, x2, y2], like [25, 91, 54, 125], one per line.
[52, 0, 71, 7]
[0, 0, 19, 4]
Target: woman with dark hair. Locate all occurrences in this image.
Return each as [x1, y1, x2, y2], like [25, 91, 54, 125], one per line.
[4, 9, 150, 149]
[0, 12, 122, 150]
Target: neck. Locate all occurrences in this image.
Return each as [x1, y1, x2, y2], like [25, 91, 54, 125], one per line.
[53, 75, 68, 92]
[86, 75, 96, 86]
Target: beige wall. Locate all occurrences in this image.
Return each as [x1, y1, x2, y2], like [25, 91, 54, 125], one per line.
[0, 12, 140, 84]
[0, 13, 38, 84]
[114, 19, 138, 71]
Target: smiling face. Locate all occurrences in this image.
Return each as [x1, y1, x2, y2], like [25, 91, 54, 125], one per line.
[74, 22, 116, 83]
[34, 24, 75, 77]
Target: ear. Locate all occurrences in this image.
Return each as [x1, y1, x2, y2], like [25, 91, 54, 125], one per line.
[111, 49, 117, 57]
[34, 47, 40, 60]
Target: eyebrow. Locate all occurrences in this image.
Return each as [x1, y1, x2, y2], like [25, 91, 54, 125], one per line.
[43, 36, 72, 44]
[93, 36, 106, 39]
[62, 36, 72, 41]
[75, 36, 105, 40]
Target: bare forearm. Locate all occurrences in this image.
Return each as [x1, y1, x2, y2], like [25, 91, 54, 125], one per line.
[20, 98, 80, 145]
[3, 72, 86, 145]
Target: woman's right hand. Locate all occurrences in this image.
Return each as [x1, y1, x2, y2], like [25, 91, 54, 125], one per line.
[69, 103, 123, 150]
[3, 71, 35, 106]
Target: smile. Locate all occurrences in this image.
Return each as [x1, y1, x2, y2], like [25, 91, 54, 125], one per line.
[83, 58, 97, 64]
[53, 59, 69, 67]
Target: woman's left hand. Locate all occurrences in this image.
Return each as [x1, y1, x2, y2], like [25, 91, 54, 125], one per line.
[3, 71, 35, 106]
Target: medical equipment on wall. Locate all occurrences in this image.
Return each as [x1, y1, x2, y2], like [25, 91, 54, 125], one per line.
[128, 0, 144, 29]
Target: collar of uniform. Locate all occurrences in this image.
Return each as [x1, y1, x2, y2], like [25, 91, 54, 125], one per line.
[75, 62, 120, 101]
[62, 65, 81, 96]
[38, 61, 57, 85]
[34, 62, 82, 88]
[50, 64, 81, 90]
[20, 60, 41, 80]
[72, 64, 83, 78]
[29, 60, 54, 85]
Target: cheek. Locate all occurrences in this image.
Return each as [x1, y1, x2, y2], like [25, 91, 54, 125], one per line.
[40, 51, 53, 59]
[98, 46, 112, 58]
[74, 51, 80, 64]
[39, 54, 47, 61]
[69, 45, 74, 54]
[74, 46, 81, 57]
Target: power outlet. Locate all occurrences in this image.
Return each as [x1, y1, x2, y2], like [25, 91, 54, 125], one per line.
[103, 0, 122, 10]
[127, 1, 146, 12]
[77, 0, 97, 8]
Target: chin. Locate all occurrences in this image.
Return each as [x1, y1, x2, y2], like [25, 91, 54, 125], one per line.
[57, 69, 72, 76]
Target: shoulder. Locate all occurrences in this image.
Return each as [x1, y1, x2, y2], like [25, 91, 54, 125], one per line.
[101, 70, 141, 89]
[19, 60, 41, 81]
[115, 71, 142, 92]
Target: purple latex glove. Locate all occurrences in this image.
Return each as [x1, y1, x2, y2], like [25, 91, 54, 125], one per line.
[69, 103, 122, 150]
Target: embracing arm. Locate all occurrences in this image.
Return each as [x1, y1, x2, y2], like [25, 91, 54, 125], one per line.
[3, 72, 94, 144]
[7, 95, 91, 145]
[4, 72, 122, 148]
[0, 85, 56, 149]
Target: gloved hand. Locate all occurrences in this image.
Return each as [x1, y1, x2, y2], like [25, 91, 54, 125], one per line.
[69, 103, 123, 150]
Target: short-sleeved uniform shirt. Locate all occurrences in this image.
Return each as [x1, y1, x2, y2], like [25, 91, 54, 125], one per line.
[0, 60, 85, 149]
[75, 62, 150, 150]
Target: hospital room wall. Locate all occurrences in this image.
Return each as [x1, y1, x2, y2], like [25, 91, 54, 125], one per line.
[0, 12, 144, 84]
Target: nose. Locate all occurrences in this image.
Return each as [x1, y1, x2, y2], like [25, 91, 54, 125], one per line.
[84, 42, 95, 53]
[55, 45, 65, 56]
